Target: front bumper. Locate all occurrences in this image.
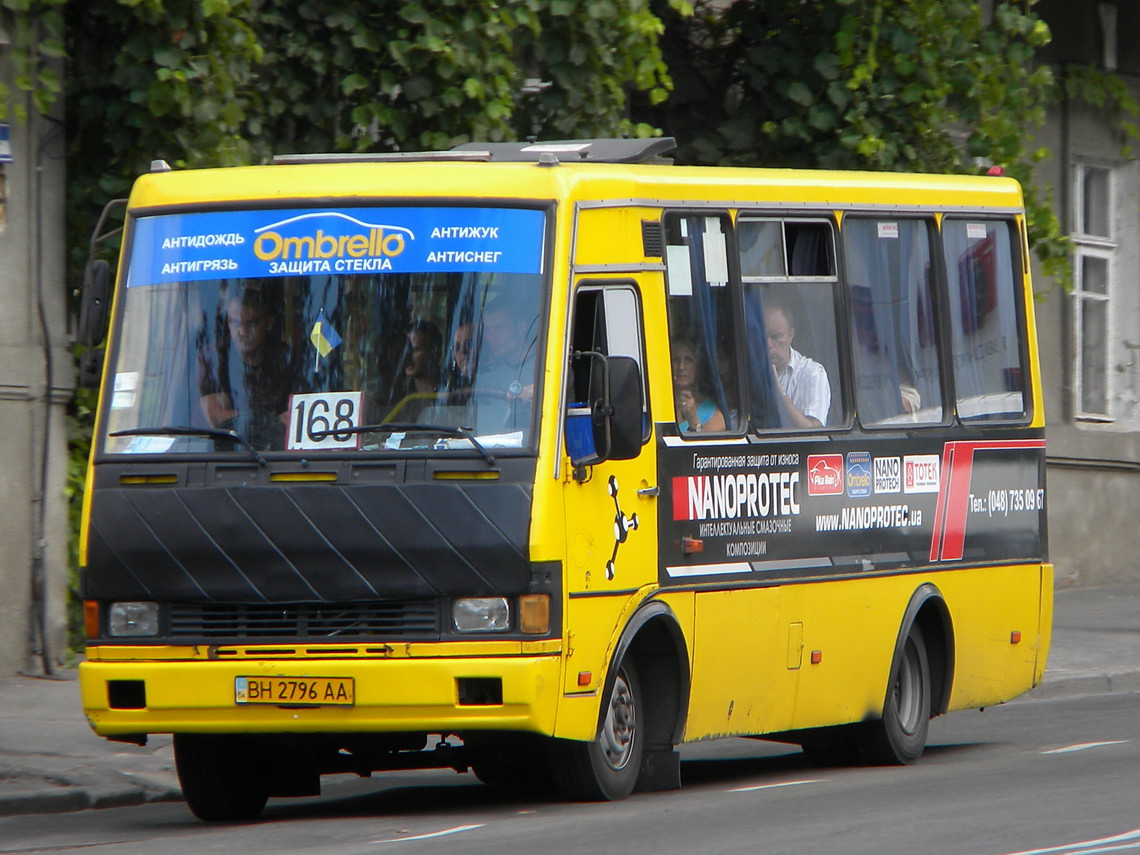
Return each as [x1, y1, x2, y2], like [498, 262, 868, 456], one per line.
[80, 652, 562, 738]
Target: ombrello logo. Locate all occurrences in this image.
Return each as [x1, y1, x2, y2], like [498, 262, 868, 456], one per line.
[252, 212, 413, 270]
[807, 454, 843, 496]
[672, 472, 800, 522]
[846, 451, 873, 498]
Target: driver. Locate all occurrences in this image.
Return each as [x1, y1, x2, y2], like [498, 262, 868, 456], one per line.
[473, 299, 537, 402]
[198, 287, 294, 449]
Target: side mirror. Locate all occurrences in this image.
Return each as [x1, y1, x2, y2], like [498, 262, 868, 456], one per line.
[602, 356, 642, 461]
[77, 348, 104, 389]
[77, 259, 111, 347]
[565, 352, 644, 472]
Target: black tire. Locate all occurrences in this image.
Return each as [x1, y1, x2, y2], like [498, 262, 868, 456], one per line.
[550, 659, 644, 801]
[468, 733, 556, 792]
[859, 624, 932, 765]
[174, 734, 270, 822]
[798, 726, 862, 767]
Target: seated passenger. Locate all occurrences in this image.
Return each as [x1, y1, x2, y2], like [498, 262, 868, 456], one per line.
[672, 338, 725, 433]
[198, 287, 294, 450]
[388, 320, 444, 421]
[764, 300, 830, 428]
[446, 320, 477, 391]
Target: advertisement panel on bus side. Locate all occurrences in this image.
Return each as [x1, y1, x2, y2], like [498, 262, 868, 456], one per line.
[658, 434, 1045, 583]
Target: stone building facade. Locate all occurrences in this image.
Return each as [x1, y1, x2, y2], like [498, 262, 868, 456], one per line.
[0, 79, 71, 677]
[1033, 0, 1140, 587]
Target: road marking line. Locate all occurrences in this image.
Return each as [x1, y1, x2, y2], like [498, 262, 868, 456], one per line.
[1041, 740, 1128, 755]
[1057, 843, 1140, 855]
[371, 824, 485, 844]
[729, 778, 825, 793]
[1001, 827, 1140, 855]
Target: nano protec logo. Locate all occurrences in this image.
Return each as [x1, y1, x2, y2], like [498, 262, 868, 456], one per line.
[846, 452, 873, 498]
[807, 454, 844, 496]
[672, 472, 800, 521]
[874, 456, 901, 493]
[904, 455, 940, 493]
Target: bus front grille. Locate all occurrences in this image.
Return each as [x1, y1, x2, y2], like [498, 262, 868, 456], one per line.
[169, 601, 441, 640]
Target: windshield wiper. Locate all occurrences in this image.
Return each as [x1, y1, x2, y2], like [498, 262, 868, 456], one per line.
[315, 422, 496, 467]
[109, 425, 268, 467]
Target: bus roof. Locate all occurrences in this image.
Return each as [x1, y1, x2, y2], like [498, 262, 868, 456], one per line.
[128, 141, 1026, 214]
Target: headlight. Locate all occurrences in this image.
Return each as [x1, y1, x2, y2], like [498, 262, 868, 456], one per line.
[452, 597, 510, 633]
[108, 602, 159, 637]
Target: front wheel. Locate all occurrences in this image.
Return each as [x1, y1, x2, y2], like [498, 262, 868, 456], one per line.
[860, 624, 931, 765]
[174, 734, 270, 822]
[550, 659, 644, 801]
[467, 733, 555, 793]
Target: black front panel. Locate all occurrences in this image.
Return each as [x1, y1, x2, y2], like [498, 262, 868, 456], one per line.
[84, 473, 534, 602]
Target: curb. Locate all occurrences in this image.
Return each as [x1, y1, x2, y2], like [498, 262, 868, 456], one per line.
[0, 783, 182, 817]
[0, 763, 182, 817]
[1023, 671, 1140, 701]
[0, 787, 91, 817]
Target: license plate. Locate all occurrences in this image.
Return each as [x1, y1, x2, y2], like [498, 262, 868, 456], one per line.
[235, 676, 355, 706]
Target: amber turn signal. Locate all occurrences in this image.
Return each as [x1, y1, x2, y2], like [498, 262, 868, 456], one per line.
[519, 594, 550, 634]
[83, 601, 100, 639]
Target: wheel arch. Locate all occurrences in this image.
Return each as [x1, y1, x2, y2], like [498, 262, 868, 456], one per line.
[890, 582, 955, 716]
[601, 599, 691, 748]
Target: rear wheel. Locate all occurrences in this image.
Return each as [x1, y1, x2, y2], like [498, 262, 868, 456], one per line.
[174, 734, 270, 822]
[859, 624, 931, 765]
[550, 659, 644, 801]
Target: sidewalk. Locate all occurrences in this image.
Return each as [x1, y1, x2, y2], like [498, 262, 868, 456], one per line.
[1, 584, 1137, 817]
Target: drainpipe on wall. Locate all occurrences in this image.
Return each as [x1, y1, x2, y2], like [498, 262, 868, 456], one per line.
[1058, 64, 1075, 425]
[27, 89, 59, 678]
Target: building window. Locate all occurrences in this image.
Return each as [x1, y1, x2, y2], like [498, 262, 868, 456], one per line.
[1072, 163, 1114, 420]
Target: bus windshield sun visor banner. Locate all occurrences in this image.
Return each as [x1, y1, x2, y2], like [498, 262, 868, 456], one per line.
[127, 207, 546, 286]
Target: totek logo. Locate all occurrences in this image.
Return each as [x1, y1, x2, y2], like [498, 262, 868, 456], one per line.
[903, 454, 940, 493]
[807, 454, 844, 496]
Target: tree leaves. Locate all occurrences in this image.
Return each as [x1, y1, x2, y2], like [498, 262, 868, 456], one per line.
[639, 0, 1082, 282]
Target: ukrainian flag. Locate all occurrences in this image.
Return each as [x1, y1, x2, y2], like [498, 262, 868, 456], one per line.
[309, 308, 342, 357]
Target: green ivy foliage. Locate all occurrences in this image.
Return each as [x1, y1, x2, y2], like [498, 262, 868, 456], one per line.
[1062, 63, 1140, 158]
[65, 1, 261, 220]
[642, 0, 1068, 282]
[0, 0, 65, 121]
[247, 1, 675, 156]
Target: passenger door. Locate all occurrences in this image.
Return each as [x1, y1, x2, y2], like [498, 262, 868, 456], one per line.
[560, 281, 658, 696]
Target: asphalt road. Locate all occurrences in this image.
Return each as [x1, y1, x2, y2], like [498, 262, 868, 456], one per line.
[1, 692, 1137, 855]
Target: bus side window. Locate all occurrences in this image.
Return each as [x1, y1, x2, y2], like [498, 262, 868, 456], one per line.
[663, 213, 741, 434]
[942, 219, 1028, 421]
[842, 218, 944, 427]
[738, 218, 844, 431]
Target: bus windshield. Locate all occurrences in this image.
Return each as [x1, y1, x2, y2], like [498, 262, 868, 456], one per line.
[101, 205, 547, 455]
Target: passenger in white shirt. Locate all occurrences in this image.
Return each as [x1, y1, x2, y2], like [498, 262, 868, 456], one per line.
[764, 302, 831, 428]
